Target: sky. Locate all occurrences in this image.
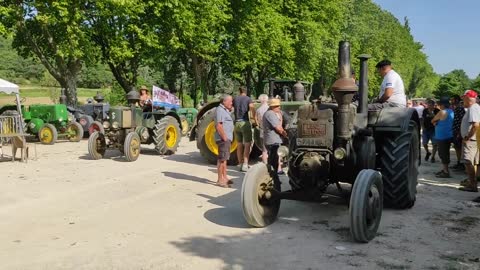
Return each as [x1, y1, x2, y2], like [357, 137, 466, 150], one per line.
[372, 0, 479, 79]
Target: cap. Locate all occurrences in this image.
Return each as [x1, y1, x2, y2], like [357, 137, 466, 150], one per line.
[139, 85, 149, 91]
[268, 98, 281, 107]
[462, 90, 477, 98]
[375, 60, 392, 69]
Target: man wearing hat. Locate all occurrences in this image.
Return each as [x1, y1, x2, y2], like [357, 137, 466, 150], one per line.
[459, 90, 480, 192]
[139, 85, 151, 107]
[262, 98, 288, 190]
[368, 60, 407, 110]
[431, 97, 454, 178]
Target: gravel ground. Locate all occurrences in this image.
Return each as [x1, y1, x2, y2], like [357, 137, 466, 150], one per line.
[0, 138, 479, 270]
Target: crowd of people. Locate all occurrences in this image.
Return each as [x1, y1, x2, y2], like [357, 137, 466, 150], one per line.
[409, 89, 480, 202]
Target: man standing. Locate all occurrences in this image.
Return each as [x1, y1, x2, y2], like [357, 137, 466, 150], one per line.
[422, 99, 440, 163]
[255, 94, 269, 164]
[263, 98, 288, 190]
[215, 94, 234, 188]
[233, 86, 256, 172]
[459, 90, 480, 193]
[451, 94, 466, 170]
[368, 60, 407, 110]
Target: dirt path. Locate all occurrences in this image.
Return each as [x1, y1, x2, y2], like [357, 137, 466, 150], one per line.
[0, 139, 479, 270]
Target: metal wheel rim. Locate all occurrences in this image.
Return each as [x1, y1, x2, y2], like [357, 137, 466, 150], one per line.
[40, 128, 53, 143]
[366, 185, 381, 231]
[130, 136, 140, 157]
[165, 125, 177, 148]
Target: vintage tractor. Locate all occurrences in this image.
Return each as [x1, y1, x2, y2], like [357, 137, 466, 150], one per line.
[65, 91, 110, 136]
[87, 89, 183, 162]
[1, 102, 83, 145]
[240, 41, 420, 243]
[176, 107, 198, 136]
[189, 80, 311, 165]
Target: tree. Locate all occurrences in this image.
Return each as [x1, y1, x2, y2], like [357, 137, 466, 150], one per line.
[471, 74, 480, 92]
[85, 0, 162, 94]
[434, 69, 471, 97]
[0, 0, 94, 106]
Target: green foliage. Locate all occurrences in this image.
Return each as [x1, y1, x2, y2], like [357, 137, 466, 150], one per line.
[104, 82, 127, 106]
[434, 69, 471, 98]
[471, 74, 480, 92]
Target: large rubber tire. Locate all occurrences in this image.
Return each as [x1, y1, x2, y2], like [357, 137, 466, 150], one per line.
[180, 115, 190, 136]
[153, 116, 181, 155]
[196, 108, 238, 165]
[67, 122, 84, 142]
[350, 169, 383, 243]
[241, 163, 281, 227]
[88, 131, 106, 160]
[379, 121, 419, 209]
[88, 121, 105, 135]
[78, 115, 93, 135]
[38, 123, 57, 145]
[124, 132, 140, 162]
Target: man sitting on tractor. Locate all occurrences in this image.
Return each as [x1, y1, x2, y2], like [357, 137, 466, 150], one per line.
[368, 60, 407, 110]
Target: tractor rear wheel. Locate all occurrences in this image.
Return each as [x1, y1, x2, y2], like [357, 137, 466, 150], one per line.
[88, 121, 105, 135]
[39, 123, 57, 145]
[196, 108, 238, 165]
[124, 132, 140, 162]
[67, 122, 84, 142]
[379, 121, 419, 209]
[88, 131, 106, 160]
[153, 116, 181, 155]
[350, 169, 383, 243]
[241, 163, 281, 227]
[180, 115, 189, 136]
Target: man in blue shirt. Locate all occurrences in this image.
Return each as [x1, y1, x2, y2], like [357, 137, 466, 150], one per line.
[215, 94, 234, 187]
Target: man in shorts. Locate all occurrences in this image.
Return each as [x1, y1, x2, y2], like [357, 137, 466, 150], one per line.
[215, 94, 234, 188]
[458, 90, 480, 192]
[233, 86, 256, 172]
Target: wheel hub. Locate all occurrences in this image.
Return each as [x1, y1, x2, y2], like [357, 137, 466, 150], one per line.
[366, 187, 380, 226]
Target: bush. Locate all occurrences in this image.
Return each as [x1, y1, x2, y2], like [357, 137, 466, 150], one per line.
[104, 82, 126, 106]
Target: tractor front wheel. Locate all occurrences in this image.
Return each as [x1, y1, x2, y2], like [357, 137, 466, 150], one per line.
[241, 163, 281, 227]
[88, 131, 106, 160]
[180, 115, 190, 136]
[67, 122, 84, 142]
[38, 123, 57, 145]
[88, 121, 105, 135]
[124, 132, 140, 162]
[349, 169, 383, 243]
[153, 116, 181, 155]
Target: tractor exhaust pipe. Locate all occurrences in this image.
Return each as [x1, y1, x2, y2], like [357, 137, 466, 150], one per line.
[126, 87, 140, 129]
[357, 54, 371, 114]
[331, 41, 358, 141]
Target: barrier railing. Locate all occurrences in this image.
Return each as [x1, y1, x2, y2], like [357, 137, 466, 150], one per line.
[0, 115, 24, 138]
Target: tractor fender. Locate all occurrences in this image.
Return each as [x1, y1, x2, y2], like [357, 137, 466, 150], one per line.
[166, 111, 182, 126]
[369, 107, 420, 133]
[189, 101, 220, 141]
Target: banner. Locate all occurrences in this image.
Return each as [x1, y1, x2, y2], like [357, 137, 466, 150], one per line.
[152, 85, 180, 109]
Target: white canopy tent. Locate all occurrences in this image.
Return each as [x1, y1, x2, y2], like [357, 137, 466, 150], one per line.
[0, 78, 20, 94]
[0, 78, 22, 114]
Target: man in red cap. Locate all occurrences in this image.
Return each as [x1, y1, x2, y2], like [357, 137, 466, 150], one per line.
[459, 90, 480, 192]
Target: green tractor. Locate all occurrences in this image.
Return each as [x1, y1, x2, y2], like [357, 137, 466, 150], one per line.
[189, 80, 312, 165]
[0, 103, 83, 145]
[87, 89, 183, 162]
[177, 107, 198, 136]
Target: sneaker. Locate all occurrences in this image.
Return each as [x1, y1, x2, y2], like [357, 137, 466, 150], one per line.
[431, 157, 436, 163]
[453, 164, 465, 171]
[277, 170, 285, 175]
[425, 152, 431, 162]
[240, 164, 250, 172]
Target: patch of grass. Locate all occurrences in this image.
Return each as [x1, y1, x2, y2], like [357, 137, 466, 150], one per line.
[0, 85, 108, 98]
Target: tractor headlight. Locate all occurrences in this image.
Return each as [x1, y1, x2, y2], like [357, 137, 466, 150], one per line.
[28, 122, 35, 129]
[277, 145, 289, 158]
[112, 121, 119, 129]
[103, 121, 110, 129]
[67, 115, 73, 122]
[334, 147, 346, 160]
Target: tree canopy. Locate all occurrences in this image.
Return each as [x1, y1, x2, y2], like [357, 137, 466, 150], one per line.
[1, 0, 475, 106]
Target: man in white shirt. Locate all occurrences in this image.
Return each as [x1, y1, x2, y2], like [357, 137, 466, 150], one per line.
[368, 60, 407, 110]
